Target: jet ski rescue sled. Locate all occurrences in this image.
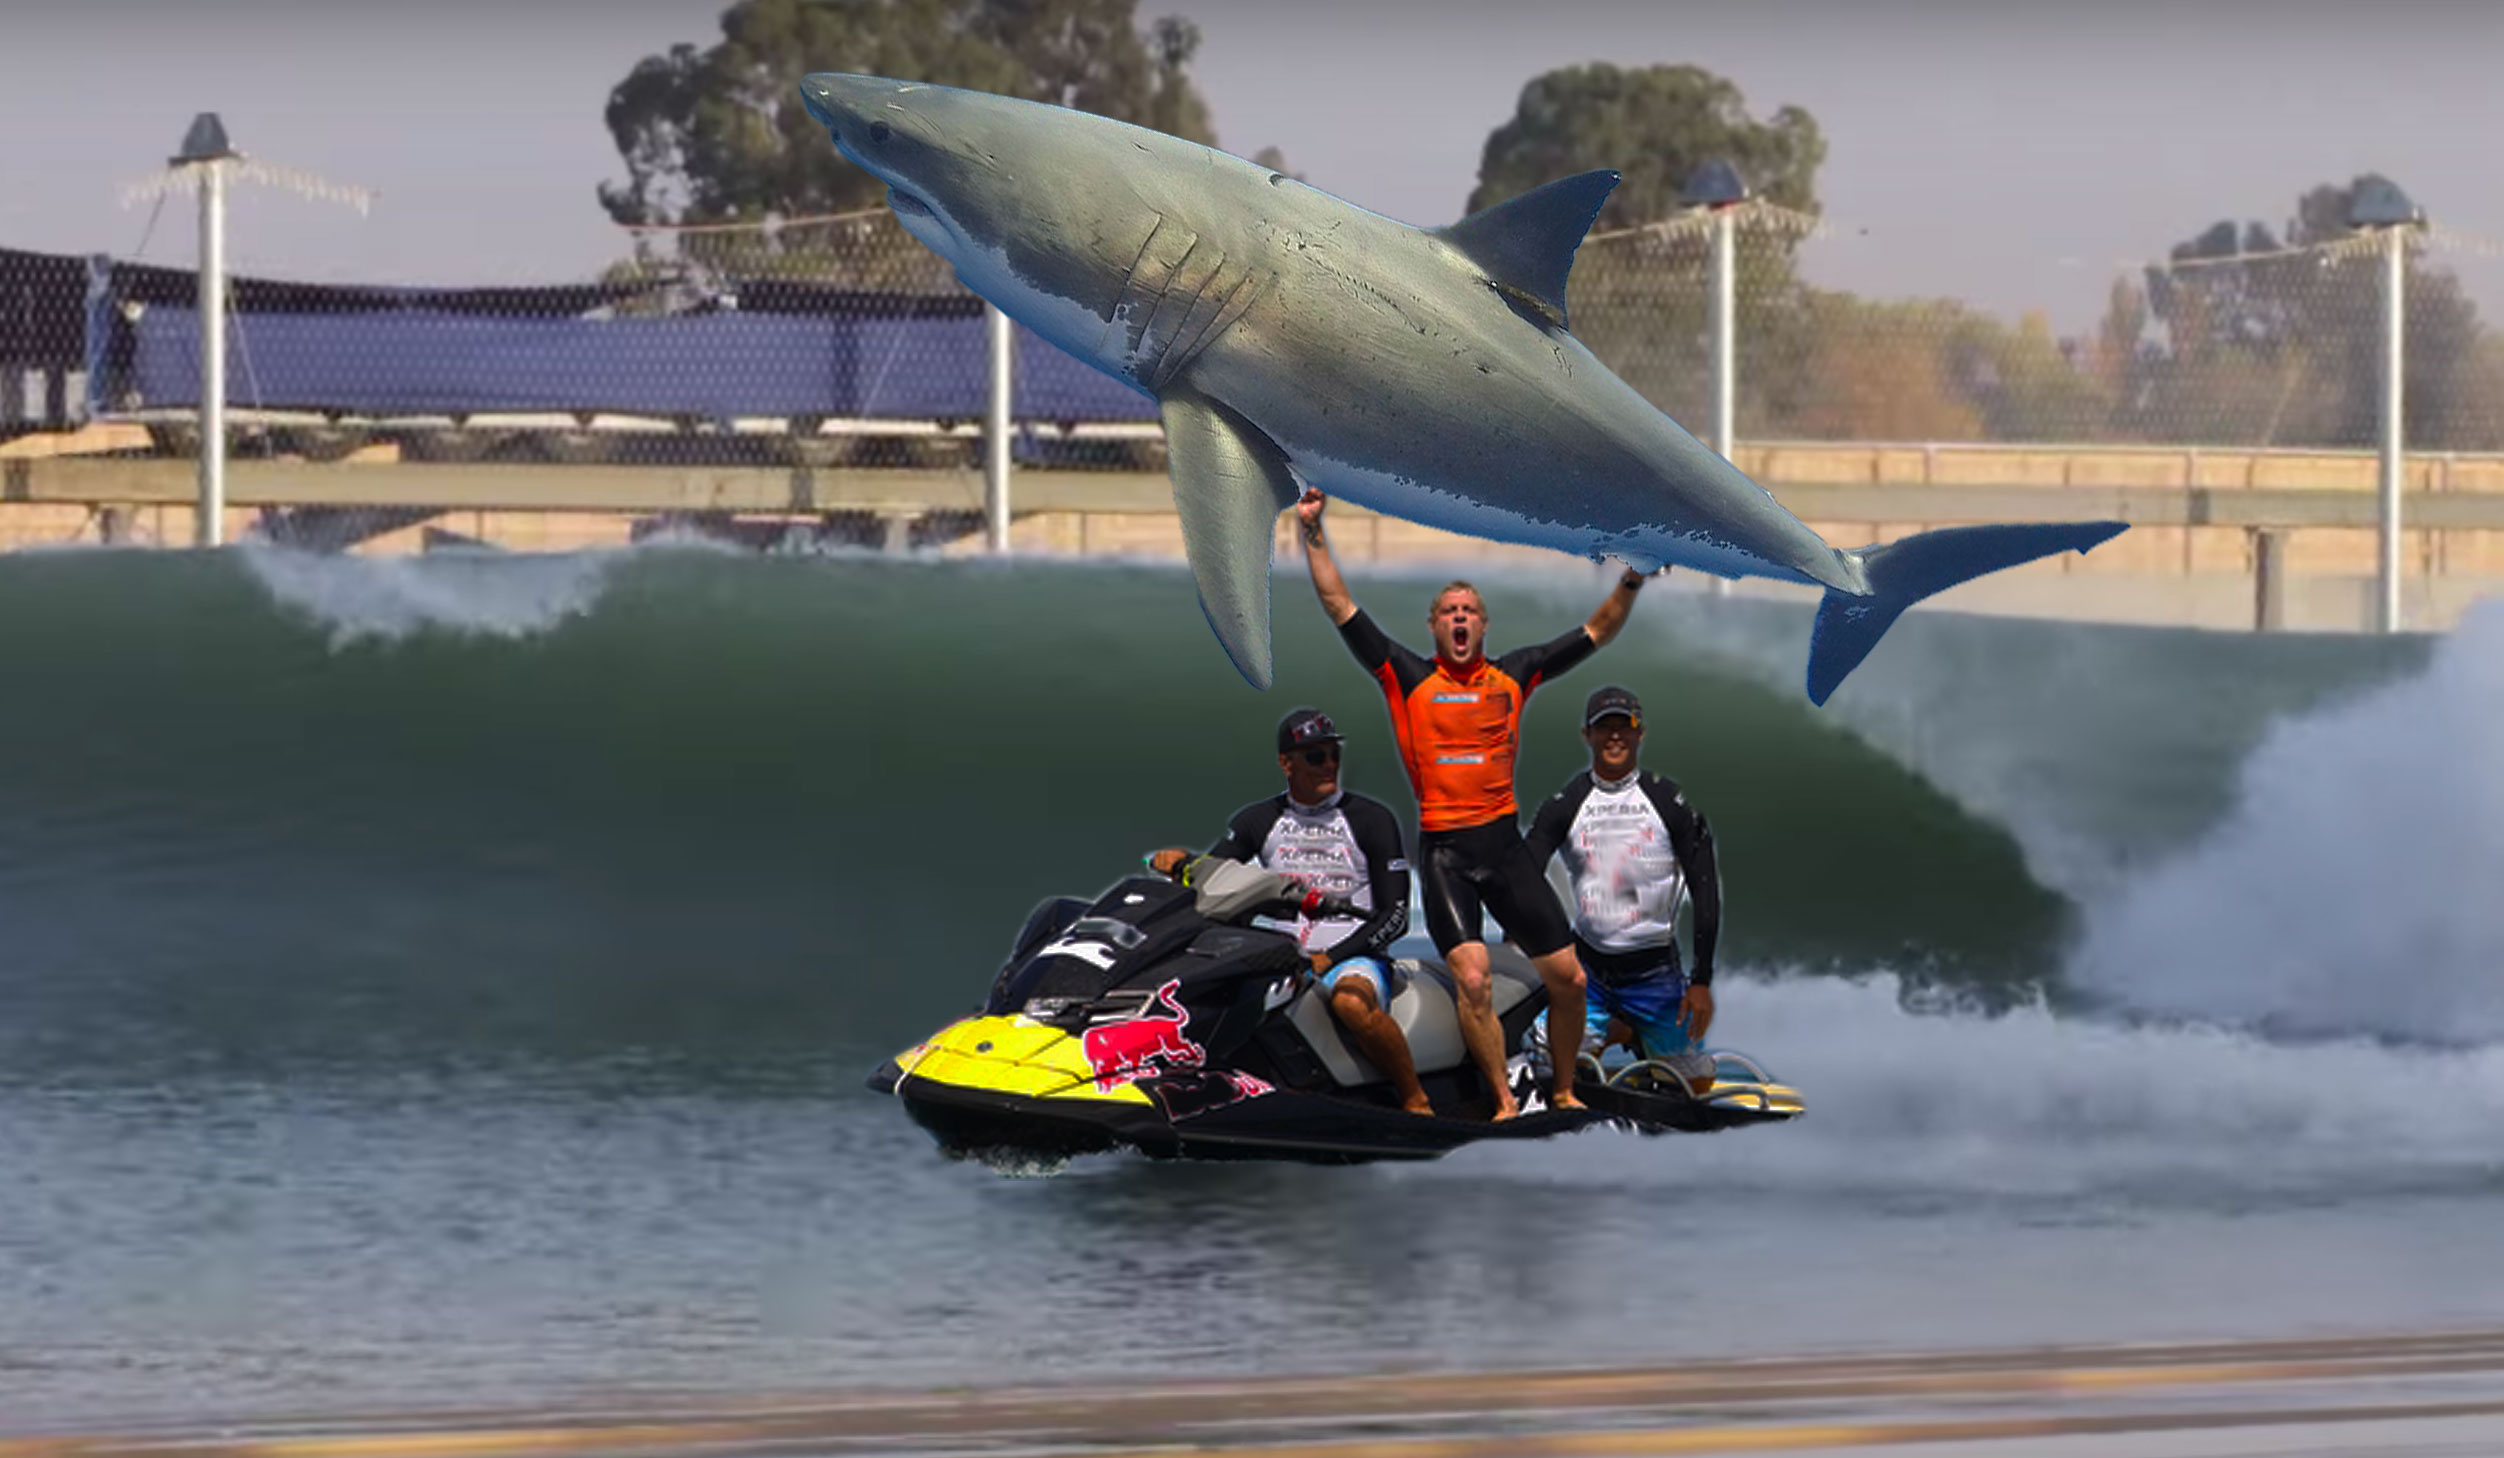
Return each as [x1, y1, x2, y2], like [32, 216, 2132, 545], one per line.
[869, 859, 1802, 1166]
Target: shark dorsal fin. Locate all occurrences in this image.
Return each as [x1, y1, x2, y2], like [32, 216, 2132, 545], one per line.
[1436, 169, 1620, 331]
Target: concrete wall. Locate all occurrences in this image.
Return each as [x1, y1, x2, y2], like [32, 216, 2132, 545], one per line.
[6, 439, 2501, 633]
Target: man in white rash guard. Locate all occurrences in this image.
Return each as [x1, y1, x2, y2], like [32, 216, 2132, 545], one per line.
[1523, 686, 1723, 1095]
[1146, 708, 1431, 1114]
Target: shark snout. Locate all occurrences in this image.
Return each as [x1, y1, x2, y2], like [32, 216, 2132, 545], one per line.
[798, 73, 875, 136]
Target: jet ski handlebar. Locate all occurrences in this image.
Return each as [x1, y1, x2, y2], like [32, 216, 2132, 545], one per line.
[1178, 855, 1361, 925]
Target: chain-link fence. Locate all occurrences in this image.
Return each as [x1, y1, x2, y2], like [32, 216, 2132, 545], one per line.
[1574, 203, 2504, 451]
[8, 202, 2501, 462]
[5, 215, 1162, 472]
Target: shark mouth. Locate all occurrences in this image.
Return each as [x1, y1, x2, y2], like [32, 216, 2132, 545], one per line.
[887, 187, 934, 219]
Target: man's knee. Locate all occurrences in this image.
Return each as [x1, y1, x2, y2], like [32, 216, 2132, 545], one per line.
[1532, 948, 1587, 994]
[1329, 981, 1380, 1021]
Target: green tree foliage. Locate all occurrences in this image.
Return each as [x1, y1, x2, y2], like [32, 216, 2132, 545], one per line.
[599, 0, 1215, 229]
[2135, 175, 2495, 448]
[1480, 64, 1824, 429]
[1466, 63, 1822, 228]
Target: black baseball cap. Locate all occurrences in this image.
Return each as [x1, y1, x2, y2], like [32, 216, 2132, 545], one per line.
[1584, 685, 1643, 727]
[1277, 707, 1345, 753]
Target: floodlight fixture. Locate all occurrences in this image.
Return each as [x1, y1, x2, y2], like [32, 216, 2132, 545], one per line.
[1680, 159, 1750, 211]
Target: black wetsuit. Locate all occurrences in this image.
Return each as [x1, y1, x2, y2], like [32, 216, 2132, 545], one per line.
[1336, 608, 1596, 956]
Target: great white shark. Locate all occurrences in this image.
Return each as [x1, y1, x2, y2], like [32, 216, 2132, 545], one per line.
[798, 73, 2126, 704]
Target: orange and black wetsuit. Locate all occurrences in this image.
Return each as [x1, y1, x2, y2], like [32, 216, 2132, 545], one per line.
[1338, 607, 1596, 957]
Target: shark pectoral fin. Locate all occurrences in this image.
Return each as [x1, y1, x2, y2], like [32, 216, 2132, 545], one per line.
[1434, 169, 1621, 331]
[1158, 390, 1300, 691]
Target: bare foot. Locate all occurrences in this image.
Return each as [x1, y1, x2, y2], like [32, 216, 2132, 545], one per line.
[1402, 1097, 1434, 1116]
[1550, 1090, 1588, 1112]
[1489, 1097, 1522, 1122]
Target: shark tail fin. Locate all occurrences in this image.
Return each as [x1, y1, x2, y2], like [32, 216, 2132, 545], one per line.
[1806, 521, 2129, 705]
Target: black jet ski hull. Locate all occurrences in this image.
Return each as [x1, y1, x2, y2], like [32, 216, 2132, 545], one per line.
[875, 873, 1801, 1168]
[894, 1064, 1611, 1166]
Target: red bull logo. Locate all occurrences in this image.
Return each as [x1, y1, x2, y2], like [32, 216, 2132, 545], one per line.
[1080, 978, 1204, 1092]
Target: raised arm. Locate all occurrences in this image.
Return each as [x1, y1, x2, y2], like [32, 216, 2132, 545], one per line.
[1295, 489, 1360, 627]
[1582, 565, 1655, 649]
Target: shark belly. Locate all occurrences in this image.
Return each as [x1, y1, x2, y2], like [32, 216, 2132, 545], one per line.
[1187, 315, 1832, 587]
[946, 247, 1154, 402]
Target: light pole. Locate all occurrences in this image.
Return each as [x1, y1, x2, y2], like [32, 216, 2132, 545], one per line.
[122, 116, 372, 549]
[2348, 177, 2424, 634]
[1681, 159, 1750, 469]
[176, 115, 237, 547]
[1682, 159, 1749, 598]
[985, 302, 1013, 554]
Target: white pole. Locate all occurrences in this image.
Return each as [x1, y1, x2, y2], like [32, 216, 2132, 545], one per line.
[2377, 226, 2405, 633]
[197, 157, 227, 548]
[1709, 206, 1736, 597]
[1712, 206, 1736, 463]
[984, 302, 1012, 554]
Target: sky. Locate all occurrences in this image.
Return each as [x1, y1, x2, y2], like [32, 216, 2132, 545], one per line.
[5, 0, 2503, 334]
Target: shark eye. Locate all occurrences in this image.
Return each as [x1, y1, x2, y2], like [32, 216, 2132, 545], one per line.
[868, 121, 893, 144]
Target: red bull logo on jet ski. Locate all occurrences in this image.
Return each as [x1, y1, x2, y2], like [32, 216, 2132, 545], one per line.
[1080, 978, 1204, 1092]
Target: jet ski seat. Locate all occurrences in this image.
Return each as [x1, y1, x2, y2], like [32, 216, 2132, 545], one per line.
[1287, 941, 1545, 1088]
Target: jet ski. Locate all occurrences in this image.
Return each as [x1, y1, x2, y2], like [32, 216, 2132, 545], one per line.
[868, 857, 1803, 1166]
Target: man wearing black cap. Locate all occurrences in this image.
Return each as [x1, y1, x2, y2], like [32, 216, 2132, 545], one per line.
[1146, 708, 1432, 1115]
[1524, 685, 1723, 1094]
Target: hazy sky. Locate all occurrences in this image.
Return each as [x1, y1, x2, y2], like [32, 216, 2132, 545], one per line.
[6, 0, 2502, 333]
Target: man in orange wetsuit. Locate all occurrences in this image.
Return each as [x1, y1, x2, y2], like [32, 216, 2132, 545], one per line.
[1295, 488, 1650, 1119]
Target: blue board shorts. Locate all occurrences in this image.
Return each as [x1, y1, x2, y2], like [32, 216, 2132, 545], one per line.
[1578, 943, 1699, 1059]
[1316, 955, 1391, 1007]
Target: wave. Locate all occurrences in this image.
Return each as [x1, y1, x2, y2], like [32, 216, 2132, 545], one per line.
[2065, 600, 2504, 1044]
[1415, 969, 2504, 1206]
[237, 539, 634, 645]
[0, 544, 2457, 1087]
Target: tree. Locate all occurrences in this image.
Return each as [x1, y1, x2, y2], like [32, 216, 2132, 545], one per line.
[1463, 64, 1823, 428]
[1754, 293, 1980, 442]
[2142, 174, 2489, 448]
[1465, 64, 1823, 229]
[599, 0, 1216, 229]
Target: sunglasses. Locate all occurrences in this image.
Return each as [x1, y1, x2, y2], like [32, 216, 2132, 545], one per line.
[1296, 744, 1343, 766]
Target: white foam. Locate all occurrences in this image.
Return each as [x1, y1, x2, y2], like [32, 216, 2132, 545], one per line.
[1618, 590, 2170, 900]
[236, 543, 631, 646]
[1430, 969, 2504, 1201]
[2066, 601, 2504, 1044]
